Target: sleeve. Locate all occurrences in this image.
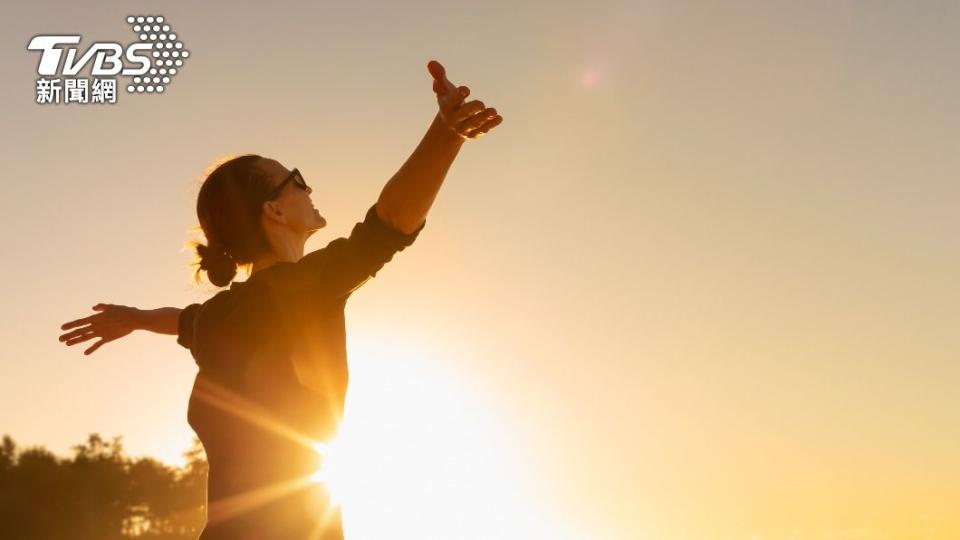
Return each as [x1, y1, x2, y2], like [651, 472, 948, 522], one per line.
[177, 302, 203, 350]
[267, 203, 426, 300]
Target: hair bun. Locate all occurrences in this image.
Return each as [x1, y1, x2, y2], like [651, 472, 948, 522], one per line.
[196, 241, 238, 287]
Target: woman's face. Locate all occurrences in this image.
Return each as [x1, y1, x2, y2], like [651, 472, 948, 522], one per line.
[258, 158, 326, 234]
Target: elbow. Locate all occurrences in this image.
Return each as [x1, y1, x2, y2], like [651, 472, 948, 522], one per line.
[391, 217, 426, 235]
[375, 203, 424, 235]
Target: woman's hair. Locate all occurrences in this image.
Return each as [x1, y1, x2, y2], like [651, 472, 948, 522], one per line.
[188, 154, 275, 287]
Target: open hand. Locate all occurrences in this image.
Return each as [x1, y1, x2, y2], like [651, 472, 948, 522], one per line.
[59, 303, 141, 355]
[428, 60, 503, 140]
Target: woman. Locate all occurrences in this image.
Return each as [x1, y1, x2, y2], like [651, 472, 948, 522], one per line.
[58, 60, 502, 539]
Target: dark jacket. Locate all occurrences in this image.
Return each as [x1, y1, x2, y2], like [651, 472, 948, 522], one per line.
[177, 203, 425, 539]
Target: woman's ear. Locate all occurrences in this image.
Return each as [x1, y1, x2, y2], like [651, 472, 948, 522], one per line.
[261, 200, 287, 224]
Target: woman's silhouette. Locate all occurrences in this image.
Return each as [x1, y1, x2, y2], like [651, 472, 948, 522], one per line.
[58, 60, 502, 540]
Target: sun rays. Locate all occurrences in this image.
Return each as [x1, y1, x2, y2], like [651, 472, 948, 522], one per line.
[188, 376, 344, 535]
[185, 337, 568, 539]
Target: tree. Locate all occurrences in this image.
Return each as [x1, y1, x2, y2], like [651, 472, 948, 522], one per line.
[0, 433, 209, 539]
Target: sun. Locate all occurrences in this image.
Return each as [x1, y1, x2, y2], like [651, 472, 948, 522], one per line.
[308, 439, 348, 507]
[177, 332, 576, 538]
[297, 335, 575, 540]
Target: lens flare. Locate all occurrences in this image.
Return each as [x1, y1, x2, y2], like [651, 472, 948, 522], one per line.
[309, 440, 346, 507]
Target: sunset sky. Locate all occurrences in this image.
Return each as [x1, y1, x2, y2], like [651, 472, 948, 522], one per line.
[1, 1, 958, 538]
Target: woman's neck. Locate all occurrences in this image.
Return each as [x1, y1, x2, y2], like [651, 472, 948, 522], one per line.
[251, 233, 307, 275]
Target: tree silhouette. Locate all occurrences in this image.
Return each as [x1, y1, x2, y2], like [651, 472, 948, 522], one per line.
[0, 433, 208, 539]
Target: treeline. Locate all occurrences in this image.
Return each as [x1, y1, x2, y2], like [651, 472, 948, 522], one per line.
[0, 433, 208, 539]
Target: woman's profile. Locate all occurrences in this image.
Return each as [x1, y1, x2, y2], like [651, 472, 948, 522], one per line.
[58, 60, 502, 540]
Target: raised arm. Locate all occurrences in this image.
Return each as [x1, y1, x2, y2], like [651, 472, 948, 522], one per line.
[375, 59, 503, 234]
[231, 61, 504, 302]
[59, 303, 185, 355]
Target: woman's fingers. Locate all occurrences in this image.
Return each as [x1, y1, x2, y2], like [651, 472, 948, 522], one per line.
[450, 86, 469, 109]
[466, 115, 504, 139]
[434, 77, 458, 97]
[426, 60, 503, 141]
[456, 107, 499, 133]
[57, 303, 132, 354]
[60, 304, 111, 331]
[60, 326, 94, 343]
[84, 339, 107, 356]
[453, 100, 486, 123]
[61, 315, 95, 330]
[428, 60, 455, 96]
[428, 60, 446, 85]
[439, 86, 470, 116]
[64, 332, 97, 347]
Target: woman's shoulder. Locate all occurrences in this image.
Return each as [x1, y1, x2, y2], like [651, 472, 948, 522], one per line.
[187, 277, 273, 326]
[179, 278, 284, 355]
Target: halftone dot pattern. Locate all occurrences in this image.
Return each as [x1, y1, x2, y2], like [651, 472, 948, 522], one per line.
[125, 15, 189, 95]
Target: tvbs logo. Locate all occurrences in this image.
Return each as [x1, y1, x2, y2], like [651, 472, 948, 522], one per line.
[27, 15, 190, 105]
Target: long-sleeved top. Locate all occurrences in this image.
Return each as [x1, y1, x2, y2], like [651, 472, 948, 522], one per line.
[177, 203, 425, 540]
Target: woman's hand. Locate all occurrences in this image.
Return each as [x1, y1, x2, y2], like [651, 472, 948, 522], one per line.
[428, 60, 503, 140]
[59, 303, 142, 355]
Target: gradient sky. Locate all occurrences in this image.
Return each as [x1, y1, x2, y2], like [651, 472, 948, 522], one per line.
[1, 1, 958, 539]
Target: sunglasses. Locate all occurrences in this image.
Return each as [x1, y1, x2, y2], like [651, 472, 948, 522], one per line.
[263, 168, 309, 201]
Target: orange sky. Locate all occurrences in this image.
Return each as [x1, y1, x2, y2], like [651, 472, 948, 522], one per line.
[2, 1, 959, 538]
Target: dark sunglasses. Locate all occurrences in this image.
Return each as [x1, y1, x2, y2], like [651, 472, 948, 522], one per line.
[263, 168, 309, 201]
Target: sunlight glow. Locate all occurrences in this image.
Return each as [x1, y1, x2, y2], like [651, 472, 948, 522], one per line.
[326, 335, 575, 540]
[188, 376, 341, 531]
[309, 440, 347, 508]
[184, 337, 574, 539]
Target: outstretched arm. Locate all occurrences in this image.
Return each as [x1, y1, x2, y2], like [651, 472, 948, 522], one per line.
[59, 303, 183, 355]
[376, 59, 503, 234]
